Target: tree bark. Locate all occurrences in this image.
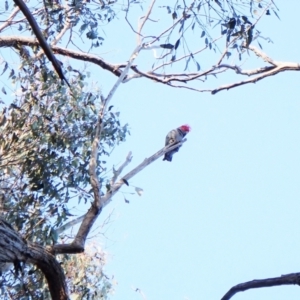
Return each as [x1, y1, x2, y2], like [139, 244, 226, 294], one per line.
[0, 218, 68, 300]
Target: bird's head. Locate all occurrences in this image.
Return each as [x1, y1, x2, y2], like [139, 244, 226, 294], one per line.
[179, 124, 191, 133]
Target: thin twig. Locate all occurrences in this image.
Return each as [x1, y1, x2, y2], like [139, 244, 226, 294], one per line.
[137, 0, 156, 44]
[110, 152, 133, 185]
[125, 0, 141, 37]
[0, 6, 20, 33]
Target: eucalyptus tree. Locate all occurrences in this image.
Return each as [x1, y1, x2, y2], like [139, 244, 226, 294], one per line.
[1, 1, 297, 299]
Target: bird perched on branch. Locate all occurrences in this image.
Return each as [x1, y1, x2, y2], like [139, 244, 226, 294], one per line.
[163, 124, 191, 162]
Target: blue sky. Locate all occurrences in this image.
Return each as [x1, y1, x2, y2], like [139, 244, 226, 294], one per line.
[86, 2, 300, 300]
[2, 1, 300, 299]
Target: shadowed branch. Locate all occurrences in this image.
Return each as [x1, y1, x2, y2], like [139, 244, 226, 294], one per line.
[221, 272, 300, 300]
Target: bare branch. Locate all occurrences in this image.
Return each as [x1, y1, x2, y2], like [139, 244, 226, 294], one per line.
[216, 36, 240, 66]
[105, 43, 143, 107]
[221, 272, 300, 300]
[110, 152, 133, 186]
[55, 214, 86, 235]
[52, 139, 187, 254]
[169, 84, 212, 93]
[0, 36, 125, 77]
[102, 139, 187, 209]
[212, 62, 300, 94]
[0, 6, 20, 33]
[248, 45, 276, 65]
[138, 0, 156, 44]
[216, 63, 276, 76]
[125, 0, 141, 37]
[1, 31, 299, 96]
[130, 65, 214, 84]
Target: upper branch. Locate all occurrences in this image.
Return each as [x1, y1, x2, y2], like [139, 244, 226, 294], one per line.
[137, 0, 156, 44]
[0, 36, 125, 78]
[2, 32, 299, 94]
[211, 61, 300, 94]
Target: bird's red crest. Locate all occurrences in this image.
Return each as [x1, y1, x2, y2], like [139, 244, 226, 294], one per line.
[180, 124, 191, 132]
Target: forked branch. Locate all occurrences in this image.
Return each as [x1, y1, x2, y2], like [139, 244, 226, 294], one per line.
[52, 139, 187, 254]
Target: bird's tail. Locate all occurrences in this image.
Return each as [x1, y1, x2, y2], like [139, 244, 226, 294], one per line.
[163, 154, 172, 162]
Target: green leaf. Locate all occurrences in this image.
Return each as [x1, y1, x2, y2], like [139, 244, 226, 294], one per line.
[80, 23, 88, 33]
[242, 16, 248, 23]
[1, 62, 8, 76]
[160, 44, 174, 49]
[8, 69, 14, 79]
[272, 9, 280, 20]
[184, 56, 191, 71]
[86, 30, 97, 40]
[174, 39, 180, 50]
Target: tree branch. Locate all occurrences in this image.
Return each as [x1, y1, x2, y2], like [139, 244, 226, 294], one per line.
[13, 0, 70, 87]
[1, 34, 299, 95]
[248, 45, 276, 65]
[52, 139, 187, 254]
[52, 43, 146, 254]
[0, 6, 20, 33]
[221, 272, 300, 300]
[110, 151, 133, 186]
[0, 36, 125, 77]
[55, 214, 86, 236]
[211, 62, 300, 94]
[55, 152, 133, 235]
[102, 139, 187, 209]
[0, 218, 68, 300]
[137, 0, 156, 44]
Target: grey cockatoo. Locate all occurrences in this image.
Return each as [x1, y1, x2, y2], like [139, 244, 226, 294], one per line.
[163, 124, 191, 162]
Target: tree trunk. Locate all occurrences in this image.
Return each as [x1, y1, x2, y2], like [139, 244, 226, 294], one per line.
[0, 218, 68, 299]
